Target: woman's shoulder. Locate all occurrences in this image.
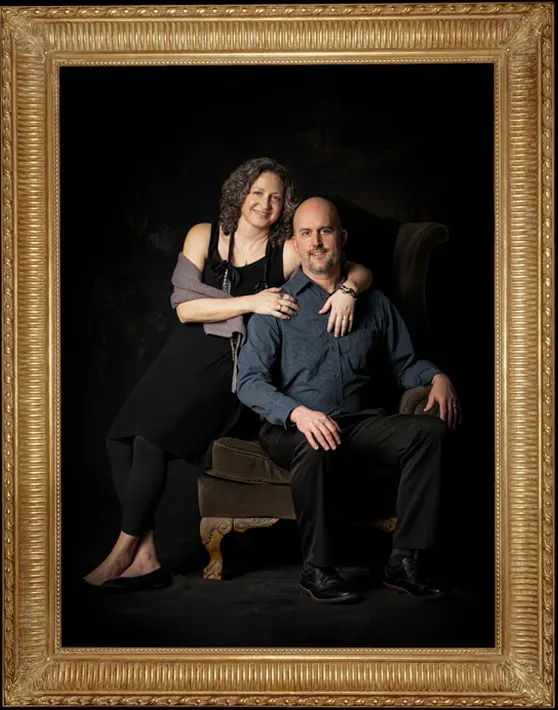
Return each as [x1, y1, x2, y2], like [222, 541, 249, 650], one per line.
[281, 237, 299, 279]
[181, 223, 214, 271]
[182, 222, 212, 254]
[184, 222, 212, 242]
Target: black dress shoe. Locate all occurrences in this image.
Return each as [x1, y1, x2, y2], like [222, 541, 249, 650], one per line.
[383, 556, 444, 598]
[299, 564, 361, 604]
[101, 567, 173, 592]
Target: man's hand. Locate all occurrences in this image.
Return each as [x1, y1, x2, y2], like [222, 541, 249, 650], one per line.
[424, 373, 461, 429]
[289, 406, 342, 451]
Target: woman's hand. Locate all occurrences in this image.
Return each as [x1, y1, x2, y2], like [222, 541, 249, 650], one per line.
[248, 288, 299, 320]
[319, 288, 356, 337]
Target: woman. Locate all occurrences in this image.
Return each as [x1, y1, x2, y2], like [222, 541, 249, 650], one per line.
[84, 157, 372, 590]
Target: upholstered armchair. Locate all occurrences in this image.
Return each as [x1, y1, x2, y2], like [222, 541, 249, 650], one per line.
[198, 220, 449, 580]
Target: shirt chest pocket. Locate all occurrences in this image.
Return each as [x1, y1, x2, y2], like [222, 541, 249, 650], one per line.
[340, 324, 377, 372]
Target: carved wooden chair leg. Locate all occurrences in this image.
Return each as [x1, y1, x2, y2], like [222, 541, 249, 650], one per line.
[200, 517, 281, 580]
[350, 516, 397, 536]
[200, 517, 233, 580]
[371, 516, 397, 534]
[233, 517, 279, 535]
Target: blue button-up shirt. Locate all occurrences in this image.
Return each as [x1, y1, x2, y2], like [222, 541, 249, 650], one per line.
[236, 267, 441, 426]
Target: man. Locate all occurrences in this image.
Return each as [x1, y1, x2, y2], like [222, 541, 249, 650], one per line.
[236, 197, 460, 603]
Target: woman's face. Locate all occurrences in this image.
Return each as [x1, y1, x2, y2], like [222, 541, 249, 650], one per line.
[239, 171, 285, 231]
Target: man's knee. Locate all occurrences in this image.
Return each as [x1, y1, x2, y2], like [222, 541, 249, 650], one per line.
[291, 440, 335, 476]
[414, 414, 448, 442]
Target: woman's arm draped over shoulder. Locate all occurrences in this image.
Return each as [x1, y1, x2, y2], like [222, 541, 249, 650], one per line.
[175, 225, 298, 324]
[175, 224, 254, 323]
[342, 261, 373, 294]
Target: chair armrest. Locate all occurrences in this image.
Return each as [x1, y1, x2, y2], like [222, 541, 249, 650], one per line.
[398, 385, 439, 417]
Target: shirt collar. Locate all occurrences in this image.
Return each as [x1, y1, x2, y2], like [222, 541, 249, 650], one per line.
[288, 260, 349, 296]
[289, 266, 313, 295]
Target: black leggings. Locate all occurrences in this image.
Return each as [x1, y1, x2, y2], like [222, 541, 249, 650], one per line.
[106, 435, 168, 537]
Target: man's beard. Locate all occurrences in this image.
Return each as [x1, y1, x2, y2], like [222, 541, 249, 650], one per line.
[305, 249, 339, 274]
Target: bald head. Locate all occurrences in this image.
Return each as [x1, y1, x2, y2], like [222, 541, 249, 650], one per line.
[293, 197, 342, 232]
[291, 197, 347, 278]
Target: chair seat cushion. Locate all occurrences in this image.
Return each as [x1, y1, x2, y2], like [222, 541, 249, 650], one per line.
[198, 475, 296, 519]
[208, 437, 290, 485]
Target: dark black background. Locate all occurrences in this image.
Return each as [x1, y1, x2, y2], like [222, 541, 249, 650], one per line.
[60, 61, 494, 646]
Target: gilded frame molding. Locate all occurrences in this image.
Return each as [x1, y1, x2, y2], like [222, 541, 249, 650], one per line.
[0, 2, 554, 706]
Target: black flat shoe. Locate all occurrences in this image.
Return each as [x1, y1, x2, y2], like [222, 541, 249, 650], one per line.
[79, 578, 105, 592]
[383, 556, 444, 599]
[101, 567, 173, 592]
[299, 564, 362, 604]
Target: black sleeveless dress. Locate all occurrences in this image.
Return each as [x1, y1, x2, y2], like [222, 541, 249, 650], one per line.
[108, 223, 286, 462]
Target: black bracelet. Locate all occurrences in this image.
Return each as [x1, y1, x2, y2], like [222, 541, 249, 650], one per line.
[338, 284, 358, 300]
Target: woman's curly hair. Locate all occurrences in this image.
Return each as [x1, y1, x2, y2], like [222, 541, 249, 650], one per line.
[219, 157, 300, 247]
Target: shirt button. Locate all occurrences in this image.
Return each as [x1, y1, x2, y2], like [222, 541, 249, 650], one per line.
[335, 374, 340, 379]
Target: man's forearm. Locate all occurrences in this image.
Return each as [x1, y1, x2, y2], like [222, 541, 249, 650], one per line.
[236, 313, 303, 426]
[236, 374, 301, 427]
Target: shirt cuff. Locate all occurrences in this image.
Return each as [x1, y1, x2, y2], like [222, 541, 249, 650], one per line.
[268, 395, 301, 428]
[422, 366, 442, 385]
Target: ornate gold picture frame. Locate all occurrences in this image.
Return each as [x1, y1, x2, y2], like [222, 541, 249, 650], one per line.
[1, 2, 554, 706]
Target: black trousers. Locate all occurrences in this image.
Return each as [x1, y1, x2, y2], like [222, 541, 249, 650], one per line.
[106, 434, 169, 537]
[259, 412, 447, 568]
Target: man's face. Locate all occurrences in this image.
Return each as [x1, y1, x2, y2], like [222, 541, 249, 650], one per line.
[292, 202, 347, 276]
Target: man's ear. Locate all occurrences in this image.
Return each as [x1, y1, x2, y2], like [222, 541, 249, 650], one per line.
[291, 235, 301, 255]
[341, 229, 348, 248]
